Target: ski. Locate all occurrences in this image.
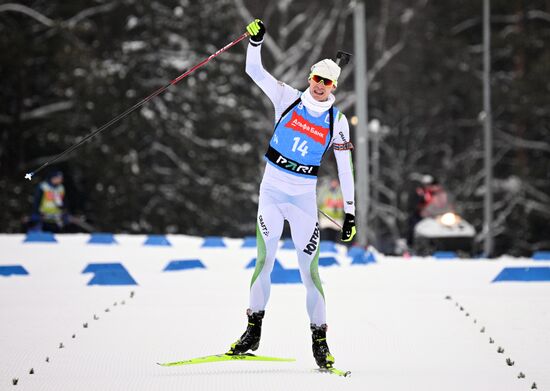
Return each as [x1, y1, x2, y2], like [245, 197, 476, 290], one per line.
[319, 366, 352, 377]
[157, 353, 295, 367]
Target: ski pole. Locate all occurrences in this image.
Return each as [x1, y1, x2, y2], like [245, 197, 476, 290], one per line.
[25, 31, 250, 181]
[319, 210, 343, 230]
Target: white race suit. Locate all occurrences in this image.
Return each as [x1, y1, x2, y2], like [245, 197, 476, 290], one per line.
[246, 40, 355, 326]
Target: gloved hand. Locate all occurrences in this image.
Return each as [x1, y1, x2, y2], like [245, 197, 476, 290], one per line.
[246, 19, 265, 44]
[341, 213, 356, 242]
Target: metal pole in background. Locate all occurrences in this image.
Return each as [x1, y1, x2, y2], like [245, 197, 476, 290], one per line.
[483, 0, 494, 256]
[353, 1, 369, 247]
[370, 119, 380, 248]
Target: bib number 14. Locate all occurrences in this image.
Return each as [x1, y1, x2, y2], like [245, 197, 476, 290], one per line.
[292, 137, 309, 157]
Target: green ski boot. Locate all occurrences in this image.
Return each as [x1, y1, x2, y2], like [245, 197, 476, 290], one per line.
[228, 309, 265, 355]
[311, 323, 335, 368]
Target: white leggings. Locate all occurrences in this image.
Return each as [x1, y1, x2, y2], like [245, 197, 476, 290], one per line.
[249, 180, 326, 326]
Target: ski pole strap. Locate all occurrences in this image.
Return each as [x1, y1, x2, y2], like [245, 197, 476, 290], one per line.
[273, 97, 302, 131]
[265, 146, 319, 177]
[322, 106, 334, 157]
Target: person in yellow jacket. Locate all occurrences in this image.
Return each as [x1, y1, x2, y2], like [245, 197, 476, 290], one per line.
[30, 170, 67, 232]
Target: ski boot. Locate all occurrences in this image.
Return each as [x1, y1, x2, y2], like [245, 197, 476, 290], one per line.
[227, 309, 265, 355]
[311, 323, 335, 368]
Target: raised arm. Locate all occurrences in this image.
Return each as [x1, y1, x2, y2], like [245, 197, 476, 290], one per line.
[245, 42, 281, 104]
[245, 19, 300, 120]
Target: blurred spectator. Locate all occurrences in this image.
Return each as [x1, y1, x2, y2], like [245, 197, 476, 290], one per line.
[318, 179, 344, 242]
[28, 170, 68, 233]
[25, 170, 95, 233]
[407, 175, 447, 246]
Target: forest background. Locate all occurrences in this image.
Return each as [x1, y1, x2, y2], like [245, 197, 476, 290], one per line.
[1, 0, 549, 256]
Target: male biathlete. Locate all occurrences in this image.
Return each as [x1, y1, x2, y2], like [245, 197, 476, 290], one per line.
[228, 19, 357, 370]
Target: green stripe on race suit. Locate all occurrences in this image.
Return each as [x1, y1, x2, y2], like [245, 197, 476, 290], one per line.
[250, 224, 266, 288]
[310, 246, 325, 299]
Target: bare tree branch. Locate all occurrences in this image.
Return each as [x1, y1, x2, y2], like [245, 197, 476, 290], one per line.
[150, 141, 194, 176]
[452, 10, 550, 36]
[496, 128, 550, 154]
[232, 0, 284, 59]
[368, 41, 406, 83]
[20, 101, 74, 121]
[374, 0, 390, 57]
[0, 2, 119, 33]
[65, 1, 118, 29]
[271, 7, 328, 74]
[0, 3, 54, 27]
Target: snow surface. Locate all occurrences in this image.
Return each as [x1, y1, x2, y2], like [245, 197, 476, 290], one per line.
[1, 234, 549, 391]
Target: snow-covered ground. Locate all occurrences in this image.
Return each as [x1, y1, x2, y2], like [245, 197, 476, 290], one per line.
[1, 234, 549, 391]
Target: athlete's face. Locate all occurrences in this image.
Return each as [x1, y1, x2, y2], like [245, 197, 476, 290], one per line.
[308, 77, 336, 102]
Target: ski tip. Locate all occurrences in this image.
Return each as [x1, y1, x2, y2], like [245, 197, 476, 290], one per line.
[318, 367, 352, 377]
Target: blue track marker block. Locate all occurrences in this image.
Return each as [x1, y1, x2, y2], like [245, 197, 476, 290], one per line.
[281, 239, 294, 249]
[24, 231, 57, 243]
[365, 251, 377, 263]
[320, 241, 338, 253]
[319, 256, 339, 267]
[0, 265, 29, 277]
[352, 249, 377, 265]
[164, 259, 205, 271]
[271, 268, 302, 284]
[88, 233, 117, 245]
[241, 236, 257, 248]
[347, 246, 365, 259]
[351, 255, 367, 265]
[144, 235, 171, 246]
[433, 251, 458, 260]
[82, 263, 137, 286]
[246, 258, 284, 270]
[533, 251, 550, 261]
[272, 260, 285, 271]
[350, 248, 366, 264]
[201, 236, 226, 248]
[245, 258, 299, 283]
[493, 267, 550, 282]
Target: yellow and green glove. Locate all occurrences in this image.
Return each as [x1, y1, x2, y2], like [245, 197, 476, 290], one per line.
[341, 213, 356, 242]
[246, 19, 265, 44]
